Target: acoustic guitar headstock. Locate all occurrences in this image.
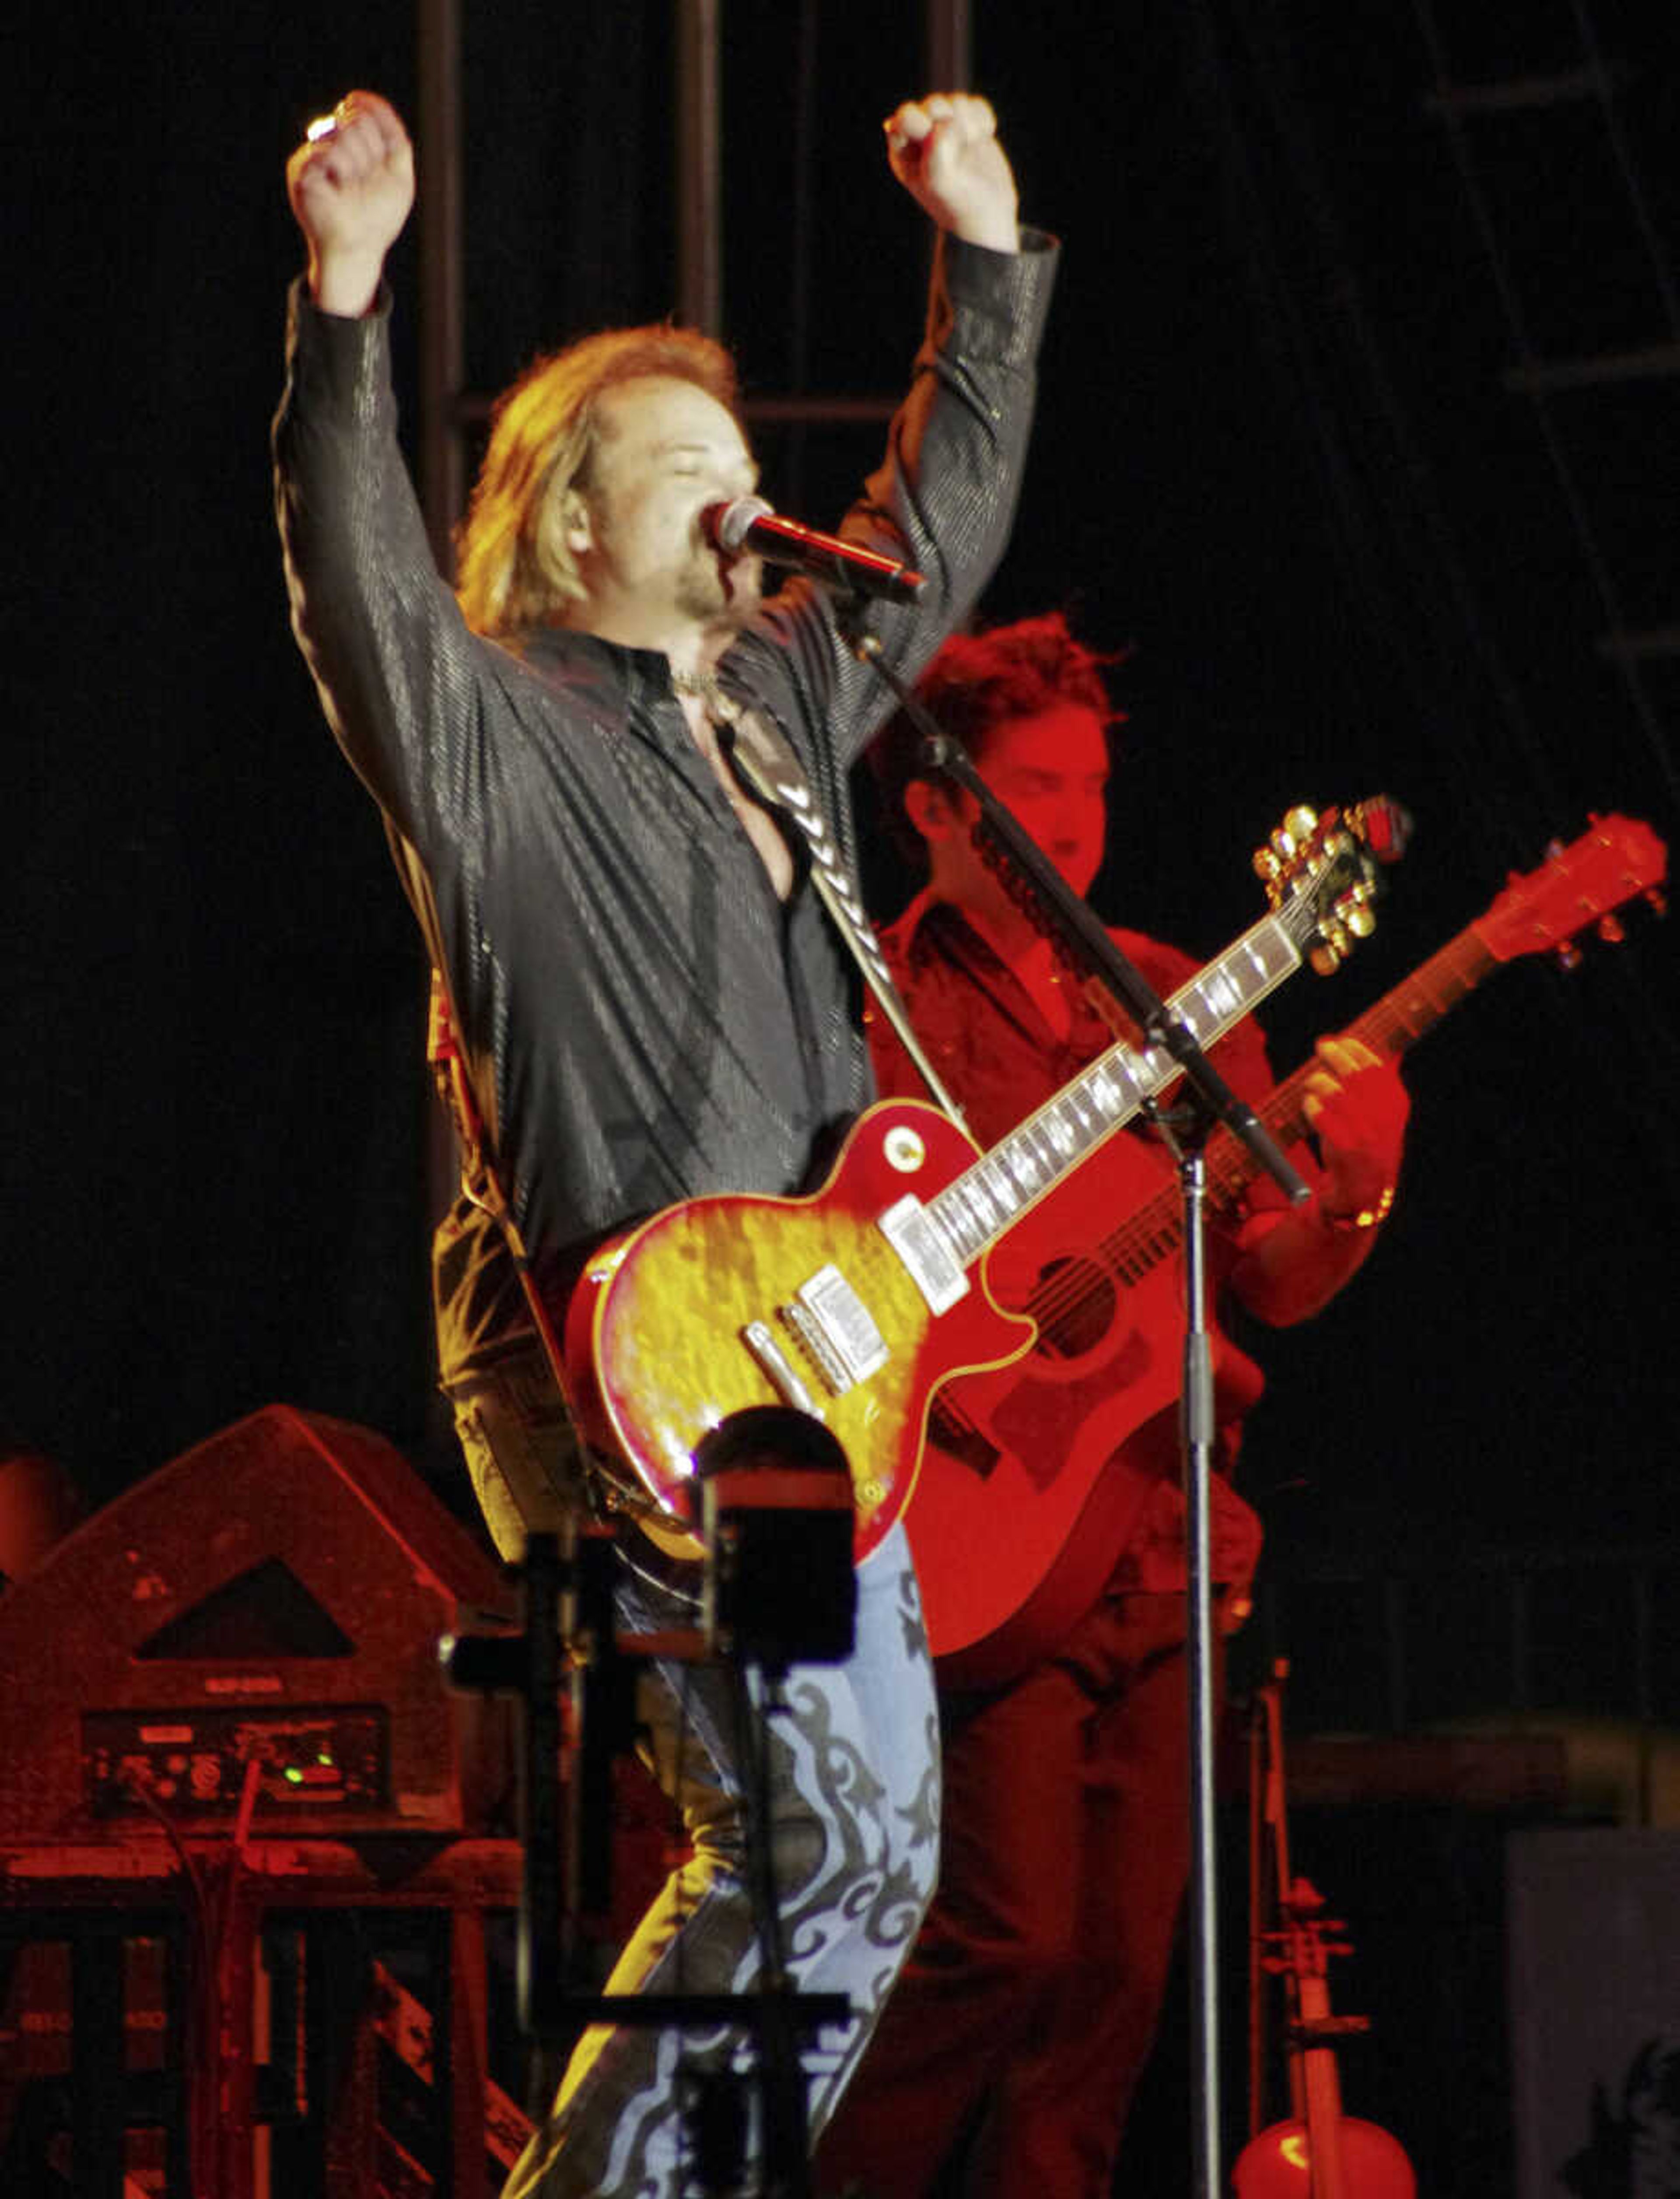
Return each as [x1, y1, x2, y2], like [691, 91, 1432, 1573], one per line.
[1473, 813, 1666, 967]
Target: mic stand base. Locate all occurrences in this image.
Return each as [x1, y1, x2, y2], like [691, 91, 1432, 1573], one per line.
[440, 1473, 860, 2199]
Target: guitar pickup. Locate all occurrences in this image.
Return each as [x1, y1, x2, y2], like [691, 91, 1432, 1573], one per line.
[741, 1320, 821, 1418]
[780, 1264, 889, 1395]
[878, 1196, 969, 1315]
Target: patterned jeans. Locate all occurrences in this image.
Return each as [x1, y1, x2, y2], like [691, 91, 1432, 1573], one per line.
[444, 1334, 941, 2198]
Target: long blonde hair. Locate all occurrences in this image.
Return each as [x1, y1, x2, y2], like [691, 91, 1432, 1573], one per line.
[455, 324, 742, 638]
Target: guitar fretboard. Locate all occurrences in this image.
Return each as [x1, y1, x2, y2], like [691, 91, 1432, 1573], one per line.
[927, 901, 1320, 1270]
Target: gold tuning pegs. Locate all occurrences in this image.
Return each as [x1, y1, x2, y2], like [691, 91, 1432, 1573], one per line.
[1308, 873, 1381, 974]
[1253, 805, 1323, 882]
[1310, 929, 1349, 975]
[1256, 794, 1401, 953]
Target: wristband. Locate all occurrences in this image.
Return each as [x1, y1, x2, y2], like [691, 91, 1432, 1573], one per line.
[1321, 1184, 1396, 1234]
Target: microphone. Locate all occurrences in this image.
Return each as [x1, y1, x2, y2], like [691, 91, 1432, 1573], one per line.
[703, 497, 927, 603]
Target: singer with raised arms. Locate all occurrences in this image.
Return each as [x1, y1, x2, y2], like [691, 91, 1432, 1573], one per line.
[274, 82, 1057, 2199]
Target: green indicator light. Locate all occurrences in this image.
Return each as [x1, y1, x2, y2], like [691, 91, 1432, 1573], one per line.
[284, 1767, 304, 1785]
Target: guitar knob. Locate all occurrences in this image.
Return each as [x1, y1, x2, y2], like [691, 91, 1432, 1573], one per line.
[1555, 939, 1583, 972]
[1597, 913, 1625, 945]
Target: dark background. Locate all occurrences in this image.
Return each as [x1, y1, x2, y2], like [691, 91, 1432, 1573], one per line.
[9, 2, 1678, 2186]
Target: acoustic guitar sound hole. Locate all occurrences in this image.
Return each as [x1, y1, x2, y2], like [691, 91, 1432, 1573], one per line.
[1034, 1258, 1116, 1359]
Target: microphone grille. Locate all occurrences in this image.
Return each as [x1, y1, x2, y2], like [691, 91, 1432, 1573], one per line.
[711, 495, 774, 553]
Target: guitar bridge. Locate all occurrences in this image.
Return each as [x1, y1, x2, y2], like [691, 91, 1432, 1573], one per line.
[741, 1320, 822, 1418]
[780, 1265, 889, 1396]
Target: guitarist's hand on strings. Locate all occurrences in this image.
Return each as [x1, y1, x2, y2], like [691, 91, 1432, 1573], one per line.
[1302, 1036, 1409, 1232]
[1231, 1036, 1410, 1327]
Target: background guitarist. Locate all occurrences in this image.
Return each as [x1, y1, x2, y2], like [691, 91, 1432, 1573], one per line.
[817, 612, 1412, 2199]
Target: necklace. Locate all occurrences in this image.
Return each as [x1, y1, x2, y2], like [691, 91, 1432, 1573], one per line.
[670, 666, 741, 722]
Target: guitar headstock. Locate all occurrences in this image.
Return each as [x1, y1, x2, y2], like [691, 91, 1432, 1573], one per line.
[1474, 814, 1667, 965]
[1260, 1878, 1355, 1983]
[1254, 796, 1412, 975]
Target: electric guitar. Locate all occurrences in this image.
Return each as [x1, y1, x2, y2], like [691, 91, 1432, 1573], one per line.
[556, 801, 1404, 1563]
[910, 812, 1667, 1686]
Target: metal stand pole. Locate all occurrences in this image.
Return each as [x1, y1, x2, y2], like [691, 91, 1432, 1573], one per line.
[1177, 1143, 1224, 2199]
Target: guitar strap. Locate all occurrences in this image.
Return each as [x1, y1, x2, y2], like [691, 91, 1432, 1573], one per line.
[721, 695, 967, 1126]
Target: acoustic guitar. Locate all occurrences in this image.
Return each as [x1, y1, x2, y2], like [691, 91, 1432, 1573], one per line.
[909, 813, 1666, 1684]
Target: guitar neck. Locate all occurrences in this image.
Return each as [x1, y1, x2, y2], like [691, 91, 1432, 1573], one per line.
[927, 901, 1315, 1269]
[1296, 2024, 1351, 2199]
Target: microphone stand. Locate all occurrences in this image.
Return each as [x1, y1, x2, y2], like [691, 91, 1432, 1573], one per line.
[440, 1487, 852, 2198]
[841, 607, 1308, 2199]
